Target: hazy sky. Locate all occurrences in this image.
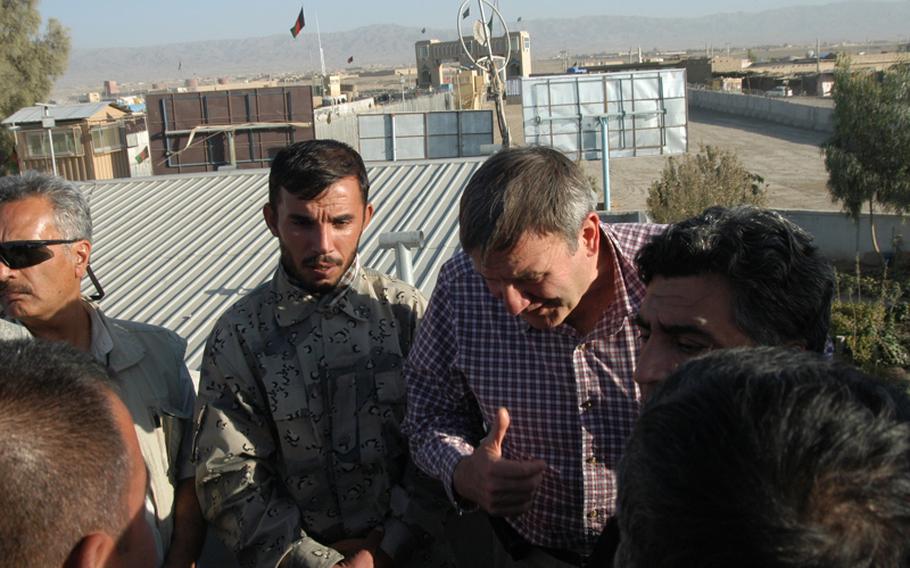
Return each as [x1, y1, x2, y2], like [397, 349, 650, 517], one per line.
[42, 0, 866, 49]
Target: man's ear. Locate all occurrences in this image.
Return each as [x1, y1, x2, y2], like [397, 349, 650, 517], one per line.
[579, 212, 601, 257]
[262, 202, 279, 238]
[63, 532, 115, 568]
[362, 203, 374, 230]
[73, 240, 93, 279]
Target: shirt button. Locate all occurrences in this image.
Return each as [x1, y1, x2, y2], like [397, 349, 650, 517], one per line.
[577, 343, 587, 352]
[588, 510, 599, 520]
[586, 456, 597, 464]
[580, 400, 593, 410]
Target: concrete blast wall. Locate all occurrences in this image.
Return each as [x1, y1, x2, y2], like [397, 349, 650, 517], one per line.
[607, 209, 909, 262]
[778, 209, 910, 261]
[688, 88, 834, 133]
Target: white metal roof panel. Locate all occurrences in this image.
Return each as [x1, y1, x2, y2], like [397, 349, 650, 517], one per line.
[77, 159, 483, 370]
[3, 102, 114, 125]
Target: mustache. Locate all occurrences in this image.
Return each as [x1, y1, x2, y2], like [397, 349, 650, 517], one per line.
[0, 282, 32, 296]
[301, 254, 343, 268]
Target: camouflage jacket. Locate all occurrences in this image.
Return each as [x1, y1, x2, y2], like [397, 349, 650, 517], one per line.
[194, 260, 452, 568]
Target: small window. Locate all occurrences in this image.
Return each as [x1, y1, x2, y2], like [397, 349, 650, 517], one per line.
[25, 127, 82, 158]
[524, 38, 530, 51]
[90, 124, 124, 153]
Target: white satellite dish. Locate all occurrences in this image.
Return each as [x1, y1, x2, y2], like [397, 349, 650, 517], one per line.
[472, 20, 489, 47]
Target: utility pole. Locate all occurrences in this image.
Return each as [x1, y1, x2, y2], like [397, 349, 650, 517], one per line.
[38, 103, 57, 177]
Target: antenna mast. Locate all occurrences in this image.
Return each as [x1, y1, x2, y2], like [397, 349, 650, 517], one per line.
[457, 0, 512, 147]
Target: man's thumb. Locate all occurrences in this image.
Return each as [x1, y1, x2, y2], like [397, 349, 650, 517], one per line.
[482, 407, 510, 456]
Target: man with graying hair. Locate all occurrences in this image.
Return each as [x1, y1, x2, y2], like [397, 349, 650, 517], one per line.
[0, 172, 205, 567]
[0, 339, 157, 568]
[403, 146, 664, 566]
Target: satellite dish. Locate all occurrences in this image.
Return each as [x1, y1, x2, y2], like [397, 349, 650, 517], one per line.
[457, 0, 510, 77]
[472, 20, 489, 47]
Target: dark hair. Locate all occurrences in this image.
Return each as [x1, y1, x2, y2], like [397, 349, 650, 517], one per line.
[636, 206, 834, 352]
[268, 139, 369, 206]
[0, 339, 129, 567]
[459, 146, 596, 262]
[616, 347, 910, 568]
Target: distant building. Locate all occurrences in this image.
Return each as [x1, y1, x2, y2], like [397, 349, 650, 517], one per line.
[104, 80, 120, 97]
[145, 85, 315, 175]
[685, 56, 751, 84]
[415, 31, 531, 89]
[2, 102, 150, 181]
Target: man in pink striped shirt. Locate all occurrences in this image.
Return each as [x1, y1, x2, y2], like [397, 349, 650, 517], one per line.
[403, 147, 662, 566]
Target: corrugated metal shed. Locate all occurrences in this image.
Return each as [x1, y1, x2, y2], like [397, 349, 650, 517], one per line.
[77, 158, 483, 370]
[3, 102, 114, 124]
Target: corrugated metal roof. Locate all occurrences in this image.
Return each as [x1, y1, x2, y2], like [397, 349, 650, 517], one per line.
[77, 159, 483, 370]
[3, 102, 114, 125]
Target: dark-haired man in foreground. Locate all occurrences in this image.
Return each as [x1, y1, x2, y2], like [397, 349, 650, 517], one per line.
[194, 140, 451, 568]
[632, 205, 835, 399]
[588, 206, 836, 565]
[615, 347, 910, 567]
[0, 339, 157, 568]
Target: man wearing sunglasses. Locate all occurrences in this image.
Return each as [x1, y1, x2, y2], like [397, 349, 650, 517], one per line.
[0, 172, 204, 568]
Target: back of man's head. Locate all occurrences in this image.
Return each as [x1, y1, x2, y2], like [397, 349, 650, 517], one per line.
[617, 347, 910, 568]
[635, 206, 834, 352]
[0, 339, 129, 567]
[459, 146, 596, 262]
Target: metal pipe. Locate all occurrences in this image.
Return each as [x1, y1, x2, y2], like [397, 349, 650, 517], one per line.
[600, 116, 611, 211]
[377, 231, 425, 286]
[227, 131, 236, 167]
[47, 127, 57, 176]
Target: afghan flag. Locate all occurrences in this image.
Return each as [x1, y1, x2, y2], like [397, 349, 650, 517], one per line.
[135, 146, 149, 164]
[290, 8, 305, 39]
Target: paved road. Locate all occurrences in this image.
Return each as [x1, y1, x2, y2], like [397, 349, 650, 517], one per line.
[504, 103, 839, 213]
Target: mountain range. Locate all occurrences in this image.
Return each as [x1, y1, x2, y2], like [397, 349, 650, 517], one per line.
[55, 1, 910, 93]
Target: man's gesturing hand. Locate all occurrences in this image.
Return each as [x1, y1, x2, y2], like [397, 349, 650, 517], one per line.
[452, 407, 547, 516]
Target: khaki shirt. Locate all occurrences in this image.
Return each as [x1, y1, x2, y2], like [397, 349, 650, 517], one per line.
[194, 261, 452, 568]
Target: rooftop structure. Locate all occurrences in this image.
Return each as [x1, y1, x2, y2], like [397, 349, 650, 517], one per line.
[3, 102, 150, 181]
[145, 86, 315, 175]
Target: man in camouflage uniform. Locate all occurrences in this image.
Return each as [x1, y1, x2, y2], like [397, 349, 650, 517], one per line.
[194, 140, 451, 568]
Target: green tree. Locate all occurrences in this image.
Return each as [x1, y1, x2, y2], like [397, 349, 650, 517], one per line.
[823, 61, 910, 256]
[0, 0, 70, 174]
[646, 145, 767, 223]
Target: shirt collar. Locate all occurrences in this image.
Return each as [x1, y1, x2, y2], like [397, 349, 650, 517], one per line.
[86, 301, 114, 362]
[272, 256, 369, 327]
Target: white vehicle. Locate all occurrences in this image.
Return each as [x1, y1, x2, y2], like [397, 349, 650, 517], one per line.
[767, 86, 793, 97]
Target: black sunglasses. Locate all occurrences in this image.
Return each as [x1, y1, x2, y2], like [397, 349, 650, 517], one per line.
[0, 239, 106, 301]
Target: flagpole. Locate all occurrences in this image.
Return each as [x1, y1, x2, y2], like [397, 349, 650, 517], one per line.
[315, 10, 327, 78]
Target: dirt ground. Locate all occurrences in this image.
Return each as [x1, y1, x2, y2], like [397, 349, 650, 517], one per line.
[501, 102, 838, 213]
